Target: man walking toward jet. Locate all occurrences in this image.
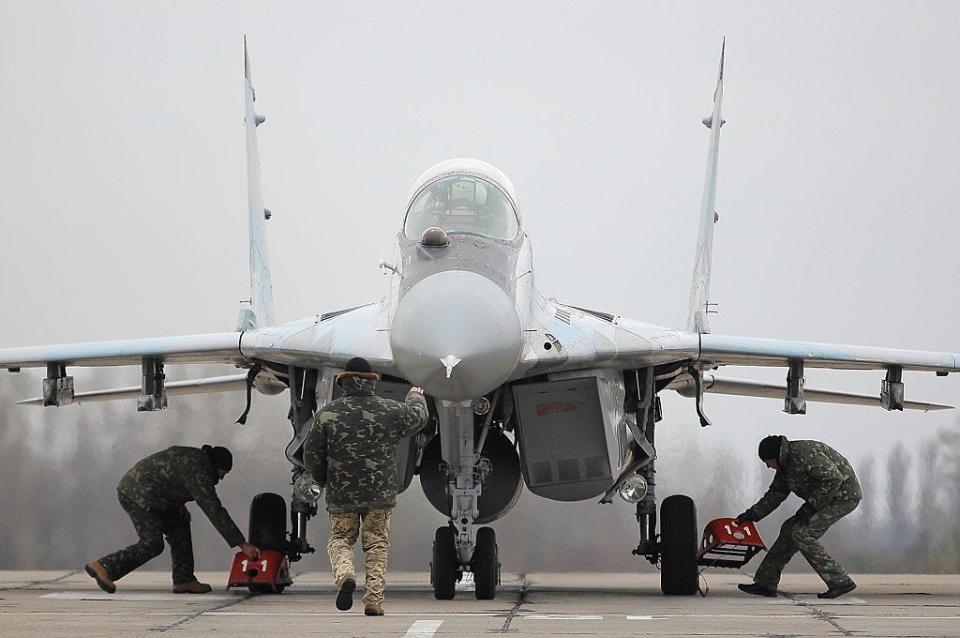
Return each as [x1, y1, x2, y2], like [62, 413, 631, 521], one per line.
[736, 435, 861, 599]
[304, 357, 429, 616]
[84, 445, 260, 594]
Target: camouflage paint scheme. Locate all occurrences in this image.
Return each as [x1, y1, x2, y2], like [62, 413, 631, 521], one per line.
[746, 438, 862, 587]
[303, 375, 429, 514]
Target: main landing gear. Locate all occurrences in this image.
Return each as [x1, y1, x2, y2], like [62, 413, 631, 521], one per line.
[623, 367, 699, 595]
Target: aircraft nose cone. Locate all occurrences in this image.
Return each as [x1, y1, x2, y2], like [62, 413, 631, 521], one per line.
[390, 270, 523, 401]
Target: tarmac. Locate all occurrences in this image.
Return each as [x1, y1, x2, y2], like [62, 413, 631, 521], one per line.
[1, 570, 958, 637]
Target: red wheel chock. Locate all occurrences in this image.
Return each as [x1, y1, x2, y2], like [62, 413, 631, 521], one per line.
[226, 549, 292, 592]
[696, 517, 766, 569]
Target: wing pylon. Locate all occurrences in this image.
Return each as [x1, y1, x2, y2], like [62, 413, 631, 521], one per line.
[672, 372, 952, 411]
[16, 373, 248, 405]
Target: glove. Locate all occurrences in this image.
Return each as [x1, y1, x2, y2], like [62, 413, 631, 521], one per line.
[735, 510, 758, 525]
[239, 542, 260, 560]
[795, 502, 816, 525]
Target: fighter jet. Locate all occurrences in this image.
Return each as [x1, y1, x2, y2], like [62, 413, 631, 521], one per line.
[2, 42, 957, 598]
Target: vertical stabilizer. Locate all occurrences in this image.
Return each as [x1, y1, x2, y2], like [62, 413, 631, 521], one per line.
[686, 40, 725, 335]
[239, 37, 275, 330]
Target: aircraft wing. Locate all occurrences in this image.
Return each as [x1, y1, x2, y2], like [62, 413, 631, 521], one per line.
[698, 334, 960, 372]
[0, 333, 245, 369]
[0, 302, 393, 378]
[520, 303, 958, 412]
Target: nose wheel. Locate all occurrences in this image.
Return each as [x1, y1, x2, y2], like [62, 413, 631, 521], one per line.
[431, 525, 500, 599]
[472, 527, 499, 600]
[431, 526, 459, 599]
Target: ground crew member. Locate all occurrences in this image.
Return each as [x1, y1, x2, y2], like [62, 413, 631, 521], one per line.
[303, 357, 429, 616]
[736, 435, 861, 599]
[84, 445, 260, 594]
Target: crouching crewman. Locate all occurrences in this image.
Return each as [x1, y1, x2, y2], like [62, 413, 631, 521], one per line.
[85, 444, 260, 594]
[736, 435, 861, 599]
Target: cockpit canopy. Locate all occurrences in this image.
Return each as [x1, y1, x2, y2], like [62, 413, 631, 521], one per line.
[404, 175, 520, 241]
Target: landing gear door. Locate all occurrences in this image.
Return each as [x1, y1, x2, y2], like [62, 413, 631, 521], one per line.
[512, 377, 612, 501]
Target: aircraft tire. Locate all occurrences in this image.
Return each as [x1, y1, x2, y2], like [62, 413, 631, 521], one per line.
[431, 526, 458, 600]
[249, 492, 287, 552]
[659, 494, 698, 596]
[472, 527, 498, 600]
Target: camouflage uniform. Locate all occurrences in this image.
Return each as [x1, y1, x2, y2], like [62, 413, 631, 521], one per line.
[303, 374, 429, 606]
[98, 446, 246, 585]
[328, 509, 392, 605]
[745, 438, 862, 588]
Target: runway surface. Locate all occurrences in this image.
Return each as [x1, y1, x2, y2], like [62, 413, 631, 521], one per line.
[1, 570, 958, 637]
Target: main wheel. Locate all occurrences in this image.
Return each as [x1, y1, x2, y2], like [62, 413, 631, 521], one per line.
[249, 493, 287, 552]
[659, 494, 698, 596]
[472, 527, 499, 600]
[431, 526, 458, 600]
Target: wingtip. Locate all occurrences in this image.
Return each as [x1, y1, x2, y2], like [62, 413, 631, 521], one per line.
[243, 35, 251, 80]
[718, 37, 725, 83]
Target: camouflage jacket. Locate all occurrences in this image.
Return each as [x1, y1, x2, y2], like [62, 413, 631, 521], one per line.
[117, 446, 245, 547]
[303, 376, 429, 514]
[747, 438, 862, 521]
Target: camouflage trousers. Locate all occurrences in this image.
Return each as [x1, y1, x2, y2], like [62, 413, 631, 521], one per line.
[98, 492, 196, 585]
[754, 498, 860, 588]
[327, 509, 392, 606]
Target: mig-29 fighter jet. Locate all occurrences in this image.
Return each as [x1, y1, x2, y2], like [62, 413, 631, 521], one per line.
[2, 42, 957, 598]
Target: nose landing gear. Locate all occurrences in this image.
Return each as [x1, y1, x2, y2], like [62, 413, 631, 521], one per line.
[428, 398, 508, 600]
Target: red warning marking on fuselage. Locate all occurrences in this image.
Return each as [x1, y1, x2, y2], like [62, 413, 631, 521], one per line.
[536, 401, 580, 417]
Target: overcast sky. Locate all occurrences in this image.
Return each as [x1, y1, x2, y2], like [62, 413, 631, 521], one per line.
[2, 2, 959, 480]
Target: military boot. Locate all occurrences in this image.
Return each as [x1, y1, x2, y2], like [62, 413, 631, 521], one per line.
[172, 580, 212, 594]
[364, 603, 384, 616]
[84, 561, 116, 594]
[336, 576, 356, 611]
[818, 578, 856, 599]
[738, 582, 777, 597]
